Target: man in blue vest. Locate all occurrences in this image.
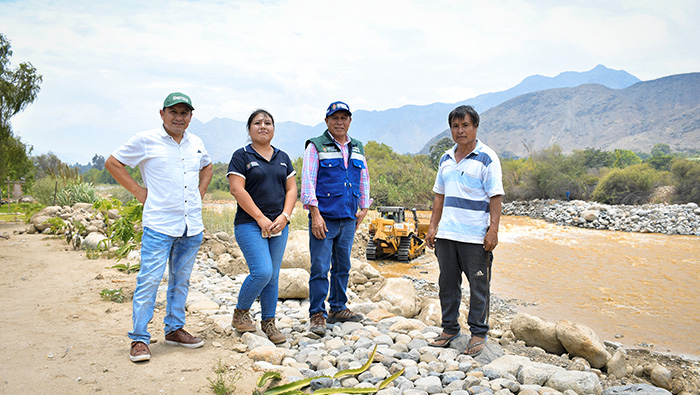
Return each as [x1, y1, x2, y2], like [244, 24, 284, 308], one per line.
[301, 101, 372, 336]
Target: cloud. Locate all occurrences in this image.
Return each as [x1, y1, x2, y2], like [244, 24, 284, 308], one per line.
[1, 0, 699, 163]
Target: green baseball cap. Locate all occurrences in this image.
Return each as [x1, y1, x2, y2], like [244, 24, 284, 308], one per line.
[163, 92, 194, 110]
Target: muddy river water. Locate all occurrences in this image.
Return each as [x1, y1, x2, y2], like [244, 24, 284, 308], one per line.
[368, 215, 700, 359]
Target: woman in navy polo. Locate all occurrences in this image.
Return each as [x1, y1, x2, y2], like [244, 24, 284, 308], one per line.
[226, 109, 297, 344]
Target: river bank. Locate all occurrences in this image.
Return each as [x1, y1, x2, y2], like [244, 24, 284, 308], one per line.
[4, 199, 700, 394]
[3, 221, 697, 395]
[502, 200, 700, 236]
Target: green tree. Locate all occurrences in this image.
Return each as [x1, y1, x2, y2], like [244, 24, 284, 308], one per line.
[32, 152, 64, 179]
[292, 155, 302, 198]
[428, 137, 454, 169]
[647, 143, 675, 171]
[580, 147, 615, 169]
[365, 141, 435, 209]
[670, 158, 700, 204]
[0, 33, 42, 187]
[91, 154, 106, 171]
[612, 149, 641, 168]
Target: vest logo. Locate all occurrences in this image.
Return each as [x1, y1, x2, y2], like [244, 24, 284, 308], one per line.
[475, 270, 484, 276]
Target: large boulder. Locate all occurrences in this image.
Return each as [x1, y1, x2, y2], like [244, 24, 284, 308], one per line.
[546, 370, 603, 395]
[555, 320, 611, 369]
[606, 349, 628, 379]
[510, 313, 566, 355]
[30, 206, 61, 231]
[350, 258, 382, 280]
[481, 354, 531, 379]
[601, 384, 672, 395]
[649, 364, 672, 391]
[82, 232, 109, 250]
[372, 277, 419, 317]
[281, 230, 310, 272]
[416, 298, 441, 327]
[73, 202, 94, 211]
[277, 268, 309, 299]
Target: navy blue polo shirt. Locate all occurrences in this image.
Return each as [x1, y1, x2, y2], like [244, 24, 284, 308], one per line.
[226, 144, 296, 225]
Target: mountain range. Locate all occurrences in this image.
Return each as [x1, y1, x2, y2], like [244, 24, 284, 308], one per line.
[189, 64, 648, 163]
[422, 72, 700, 157]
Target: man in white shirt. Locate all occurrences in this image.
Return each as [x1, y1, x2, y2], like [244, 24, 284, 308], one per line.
[105, 92, 213, 362]
[425, 105, 504, 358]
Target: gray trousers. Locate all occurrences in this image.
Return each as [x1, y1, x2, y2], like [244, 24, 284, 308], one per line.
[435, 238, 492, 337]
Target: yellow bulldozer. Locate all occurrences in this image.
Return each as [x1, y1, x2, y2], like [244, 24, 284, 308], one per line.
[366, 206, 429, 262]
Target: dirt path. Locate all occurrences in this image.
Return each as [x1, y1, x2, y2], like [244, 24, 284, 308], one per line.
[0, 223, 257, 395]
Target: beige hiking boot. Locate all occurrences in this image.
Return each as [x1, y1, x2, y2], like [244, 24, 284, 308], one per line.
[232, 309, 256, 332]
[261, 318, 286, 344]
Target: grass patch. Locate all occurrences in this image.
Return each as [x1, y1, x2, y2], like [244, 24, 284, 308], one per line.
[203, 200, 309, 235]
[207, 359, 241, 395]
[202, 205, 237, 235]
[99, 288, 125, 303]
[0, 202, 44, 222]
[289, 201, 307, 231]
[206, 189, 235, 201]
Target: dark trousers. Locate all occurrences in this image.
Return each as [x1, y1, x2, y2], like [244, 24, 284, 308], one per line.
[435, 238, 492, 337]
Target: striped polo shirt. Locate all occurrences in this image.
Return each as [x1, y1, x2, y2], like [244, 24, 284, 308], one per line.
[433, 139, 504, 244]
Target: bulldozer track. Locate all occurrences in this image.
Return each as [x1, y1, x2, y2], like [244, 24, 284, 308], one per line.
[366, 239, 377, 260]
[397, 236, 411, 262]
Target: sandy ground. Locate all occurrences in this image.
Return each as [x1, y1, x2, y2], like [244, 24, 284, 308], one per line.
[0, 222, 257, 395]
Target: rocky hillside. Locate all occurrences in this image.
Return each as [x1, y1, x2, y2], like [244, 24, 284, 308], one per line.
[421, 73, 700, 158]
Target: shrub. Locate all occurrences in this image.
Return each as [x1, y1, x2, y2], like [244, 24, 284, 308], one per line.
[56, 181, 99, 206]
[32, 177, 61, 206]
[670, 158, 700, 204]
[591, 164, 666, 205]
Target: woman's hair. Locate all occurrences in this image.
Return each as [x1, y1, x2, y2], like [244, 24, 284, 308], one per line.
[246, 109, 275, 130]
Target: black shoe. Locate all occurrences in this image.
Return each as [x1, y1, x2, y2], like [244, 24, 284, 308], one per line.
[327, 308, 363, 324]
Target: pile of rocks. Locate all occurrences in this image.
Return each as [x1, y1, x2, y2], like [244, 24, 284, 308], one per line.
[503, 200, 700, 236]
[184, 249, 692, 395]
[25, 203, 699, 394]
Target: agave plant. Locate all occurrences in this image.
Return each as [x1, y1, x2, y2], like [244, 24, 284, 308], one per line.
[253, 345, 405, 395]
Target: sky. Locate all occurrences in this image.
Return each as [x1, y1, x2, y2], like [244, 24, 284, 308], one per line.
[1, 0, 699, 164]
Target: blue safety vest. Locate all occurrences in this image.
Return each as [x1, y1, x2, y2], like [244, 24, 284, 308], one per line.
[306, 130, 366, 219]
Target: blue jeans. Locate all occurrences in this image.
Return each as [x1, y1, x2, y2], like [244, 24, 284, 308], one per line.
[235, 222, 288, 320]
[308, 218, 355, 317]
[128, 226, 203, 344]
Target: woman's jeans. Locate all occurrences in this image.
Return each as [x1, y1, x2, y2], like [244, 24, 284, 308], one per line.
[234, 222, 289, 320]
[129, 226, 203, 344]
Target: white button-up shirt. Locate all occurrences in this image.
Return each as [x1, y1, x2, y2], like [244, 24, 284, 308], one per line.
[111, 126, 211, 237]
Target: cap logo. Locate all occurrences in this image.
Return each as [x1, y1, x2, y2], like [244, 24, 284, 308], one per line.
[172, 96, 189, 103]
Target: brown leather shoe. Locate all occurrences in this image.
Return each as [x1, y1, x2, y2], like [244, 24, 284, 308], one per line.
[261, 318, 286, 344]
[232, 308, 257, 332]
[309, 312, 327, 336]
[130, 341, 151, 362]
[164, 328, 204, 349]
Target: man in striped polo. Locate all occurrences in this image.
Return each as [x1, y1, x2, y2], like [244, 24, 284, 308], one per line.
[425, 105, 504, 357]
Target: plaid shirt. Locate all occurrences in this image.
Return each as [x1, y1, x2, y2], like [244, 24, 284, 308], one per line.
[301, 134, 371, 209]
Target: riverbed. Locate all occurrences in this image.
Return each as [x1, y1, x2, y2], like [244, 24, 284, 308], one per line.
[369, 215, 700, 359]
